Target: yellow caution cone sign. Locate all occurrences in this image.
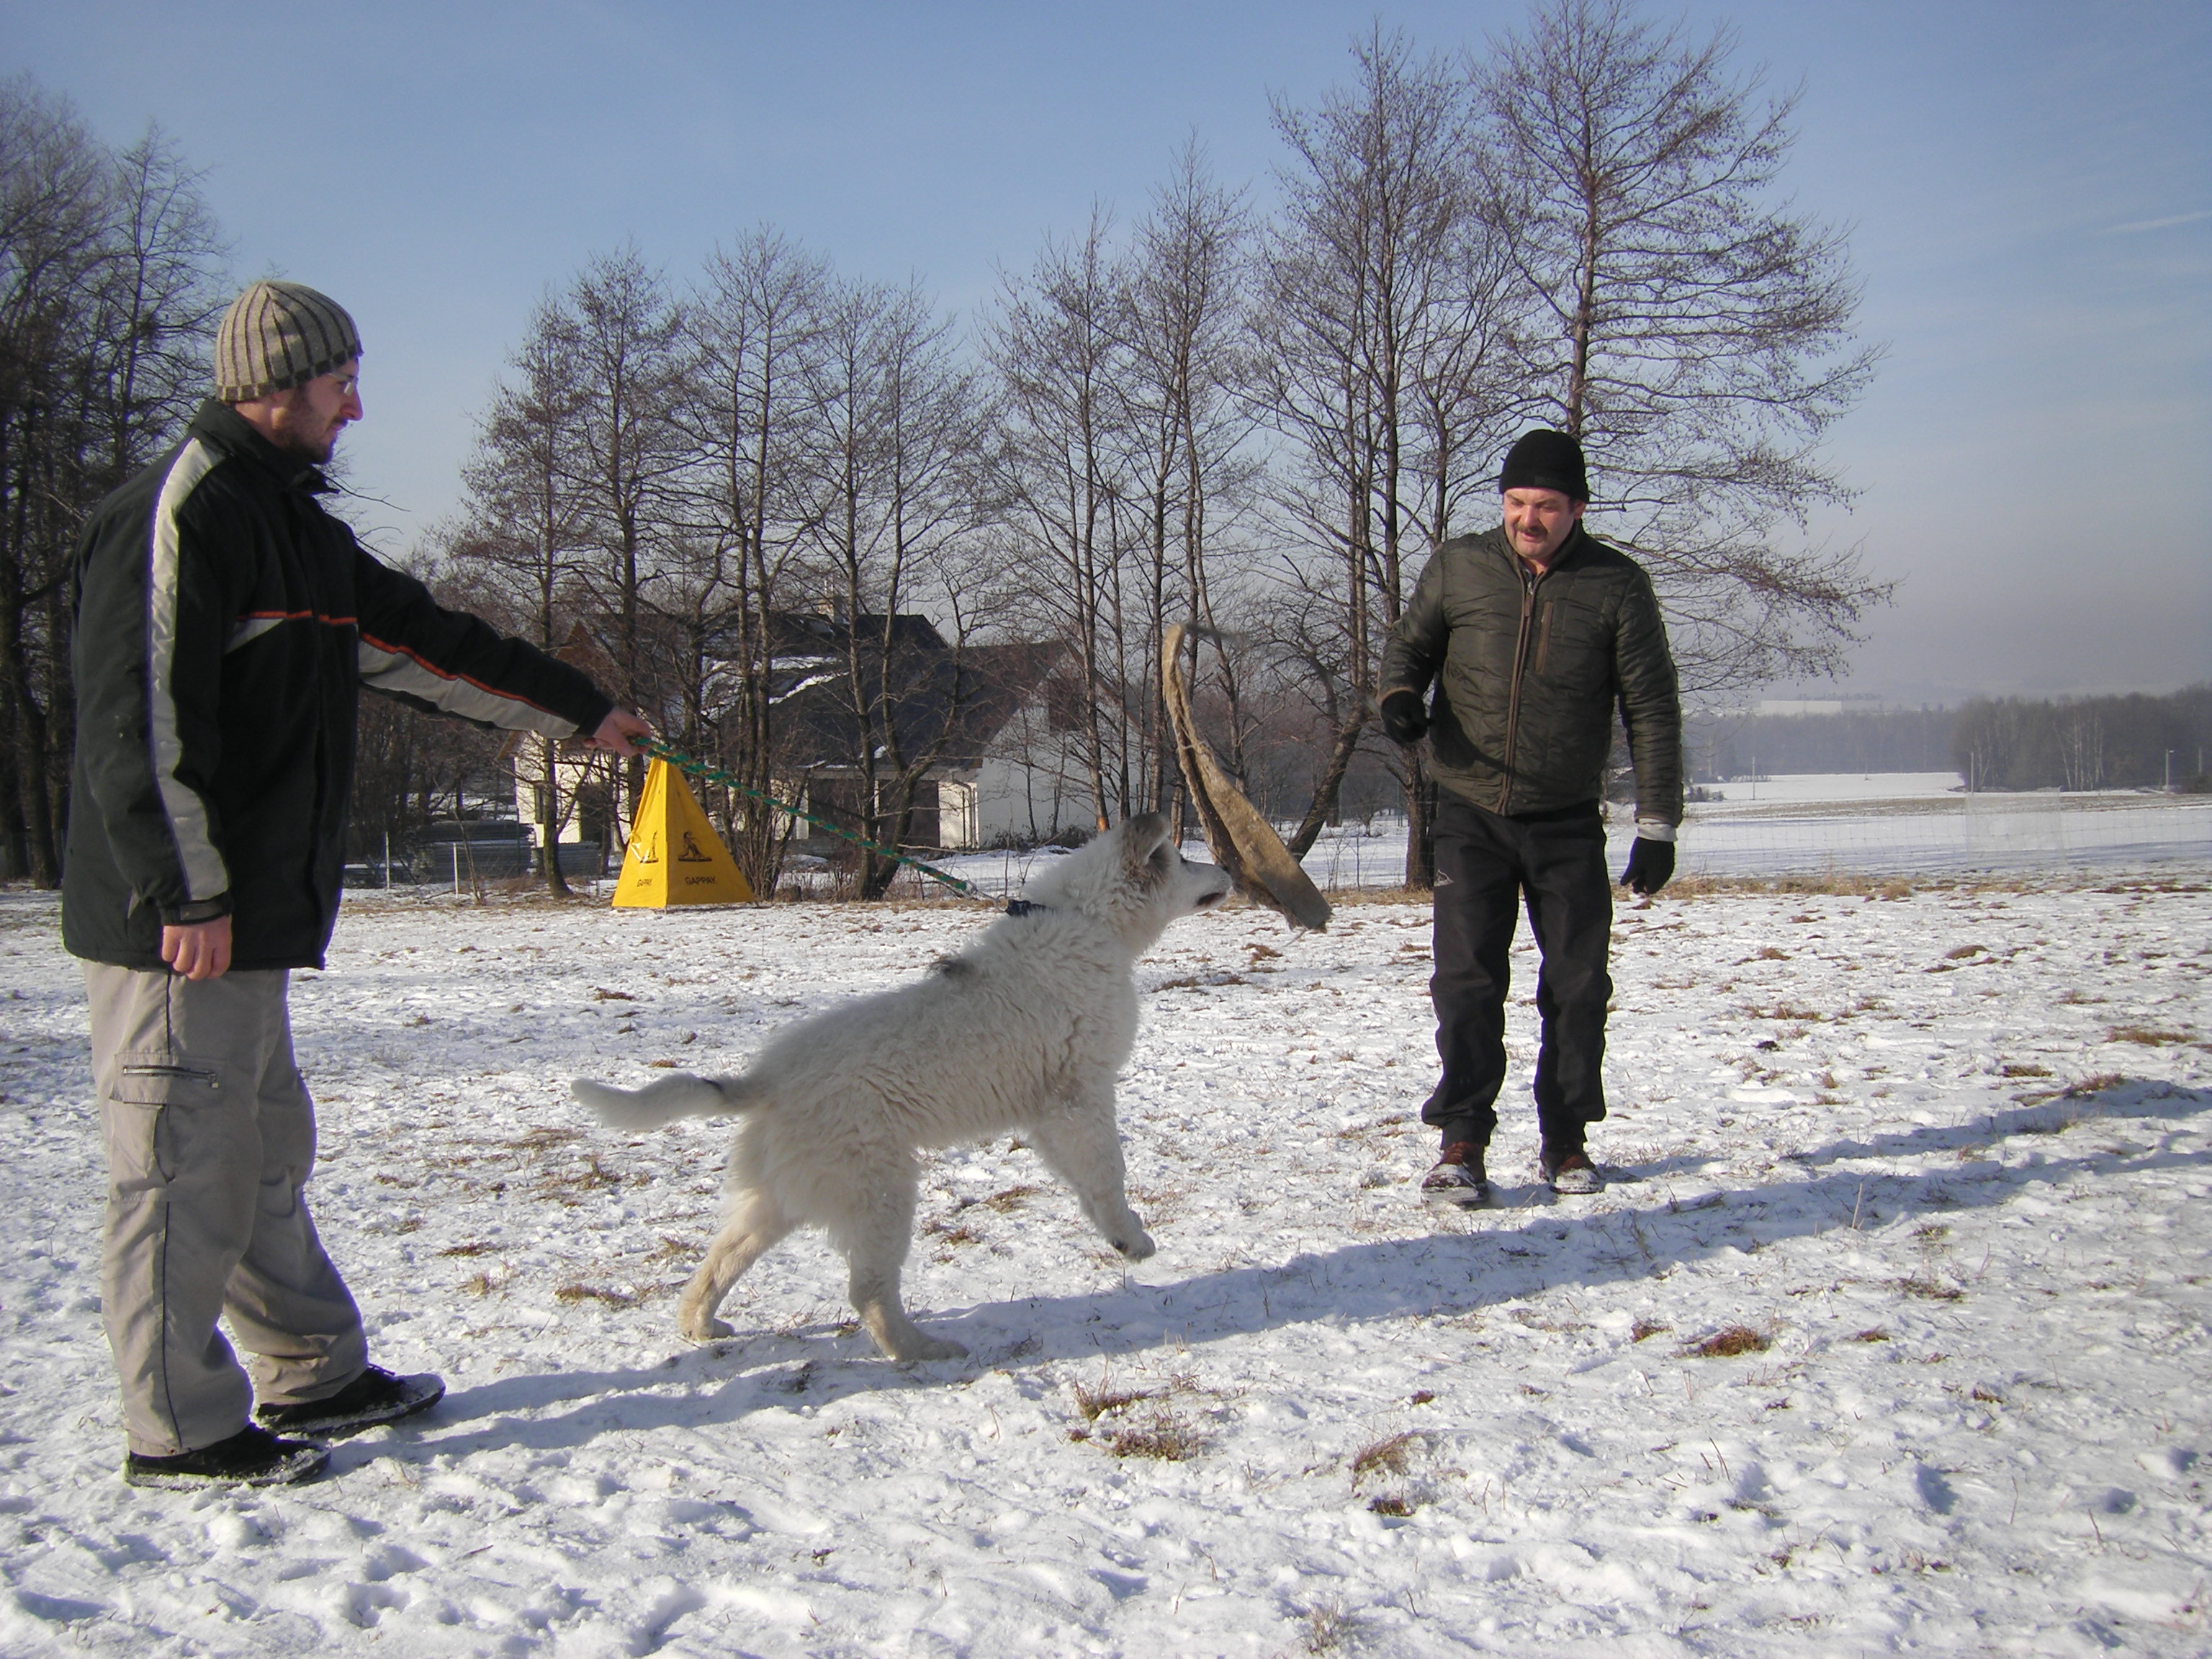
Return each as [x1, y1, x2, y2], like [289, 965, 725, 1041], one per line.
[611, 758, 757, 907]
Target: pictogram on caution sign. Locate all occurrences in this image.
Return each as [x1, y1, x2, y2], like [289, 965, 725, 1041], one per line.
[611, 758, 757, 907]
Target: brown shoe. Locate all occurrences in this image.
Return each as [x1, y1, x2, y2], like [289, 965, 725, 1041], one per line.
[1421, 1141, 1490, 1207]
[1542, 1148, 1604, 1195]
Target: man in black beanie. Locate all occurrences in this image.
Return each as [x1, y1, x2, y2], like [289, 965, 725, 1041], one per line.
[1377, 429, 1682, 1203]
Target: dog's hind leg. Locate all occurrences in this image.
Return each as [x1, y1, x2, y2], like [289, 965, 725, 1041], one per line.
[1028, 1092, 1156, 1262]
[678, 1191, 795, 1342]
[840, 1176, 967, 1364]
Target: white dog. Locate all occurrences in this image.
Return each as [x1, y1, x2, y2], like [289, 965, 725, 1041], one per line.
[571, 814, 1234, 1363]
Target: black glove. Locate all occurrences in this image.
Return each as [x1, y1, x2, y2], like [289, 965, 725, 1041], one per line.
[1621, 837, 1676, 896]
[1378, 688, 1429, 745]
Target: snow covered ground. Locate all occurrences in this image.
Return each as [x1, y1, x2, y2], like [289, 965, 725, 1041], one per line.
[1, 866, 2208, 1657]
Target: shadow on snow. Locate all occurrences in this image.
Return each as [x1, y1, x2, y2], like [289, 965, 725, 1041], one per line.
[360, 1077, 2209, 1474]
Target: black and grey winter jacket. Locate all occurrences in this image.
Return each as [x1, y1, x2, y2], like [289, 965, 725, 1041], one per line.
[64, 399, 614, 971]
[1380, 523, 1683, 826]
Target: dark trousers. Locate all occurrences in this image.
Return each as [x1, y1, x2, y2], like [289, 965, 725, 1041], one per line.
[1421, 793, 1613, 1153]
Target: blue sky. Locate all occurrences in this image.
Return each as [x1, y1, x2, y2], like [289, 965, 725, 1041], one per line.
[9, 0, 2207, 702]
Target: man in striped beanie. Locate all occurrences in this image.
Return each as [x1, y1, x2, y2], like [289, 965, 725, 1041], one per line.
[211, 280, 366, 463]
[65, 280, 650, 1490]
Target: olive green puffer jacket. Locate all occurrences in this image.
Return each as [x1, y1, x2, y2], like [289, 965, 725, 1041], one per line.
[1381, 523, 1683, 825]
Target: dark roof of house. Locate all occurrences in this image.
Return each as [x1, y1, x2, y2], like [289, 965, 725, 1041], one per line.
[518, 609, 1064, 774]
[769, 626, 1064, 772]
[765, 610, 949, 657]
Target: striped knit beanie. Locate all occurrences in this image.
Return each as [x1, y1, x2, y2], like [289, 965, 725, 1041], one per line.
[213, 281, 361, 400]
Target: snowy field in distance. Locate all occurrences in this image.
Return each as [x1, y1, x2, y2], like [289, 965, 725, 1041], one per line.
[0, 868, 2208, 1657]
[1229, 777, 2212, 892]
[1694, 772, 1969, 805]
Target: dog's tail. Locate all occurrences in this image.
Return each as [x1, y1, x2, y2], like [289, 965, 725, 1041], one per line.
[570, 1071, 760, 1130]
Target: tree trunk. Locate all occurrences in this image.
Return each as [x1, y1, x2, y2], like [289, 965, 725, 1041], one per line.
[1285, 711, 1367, 859]
[538, 735, 572, 896]
[1403, 762, 1436, 889]
[3, 648, 60, 886]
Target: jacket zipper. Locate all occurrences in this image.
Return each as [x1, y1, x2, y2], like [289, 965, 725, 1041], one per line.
[1498, 559, 1544, 814]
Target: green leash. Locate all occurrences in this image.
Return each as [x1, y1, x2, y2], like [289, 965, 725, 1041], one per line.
[637, 737, 984, 901]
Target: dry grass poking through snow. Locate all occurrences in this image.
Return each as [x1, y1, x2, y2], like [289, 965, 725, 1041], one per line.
[1064, 1366, 1215, 1461]
[2107, 1025, 2200, 1047]
[1683, 1324, 1771, 1358]
[1301, 1598, 1357, 1653]
[1349, 1429, 1421, 1488]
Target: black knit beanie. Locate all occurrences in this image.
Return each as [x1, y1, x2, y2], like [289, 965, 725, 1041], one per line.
[1498, 428, 1588, 502]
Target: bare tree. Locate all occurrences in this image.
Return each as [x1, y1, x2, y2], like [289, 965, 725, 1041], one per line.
[2056, 703, 2105, 793]
[83, 129, 226, 481]
[1480, 0, 1885, 691]
[447, 295, 595, 890]
[444, 255, 688, 886]
[988, 210, 1138, 829]
[1117, 139, 1261, 822]
[0, 82, 109, 884]
[1253, 28, 1516, 878]
[1952, 697, 2028, 793]
[804, 276, 997, 896]
[678, 228, 833, 889]
[550, 247, 688, 812]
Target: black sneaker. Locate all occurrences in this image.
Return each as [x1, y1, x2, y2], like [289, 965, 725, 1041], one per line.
[256, 1365, 444, 1439]
[1542, 1148, 1604, 1195]
[124, 1425, 328, 1491]
[1421, 1141, 1491, 1207]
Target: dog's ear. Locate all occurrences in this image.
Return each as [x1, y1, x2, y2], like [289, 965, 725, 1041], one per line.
[1120, 812, 1172, 868]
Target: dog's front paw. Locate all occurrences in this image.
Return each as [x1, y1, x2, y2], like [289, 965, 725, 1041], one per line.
[1115, 1226, 1156, 1262]
[681, 1316, 735, 1342]
[894, 1334, 969, 1364]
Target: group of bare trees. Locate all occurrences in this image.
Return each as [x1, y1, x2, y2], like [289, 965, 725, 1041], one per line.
[0, 76, 226, 881]
[439, 234, 1005, 894]
[1951, 688, 2212, 794]
[0, 0, 1892, 897]
[988, 145, 1259, 842]
[1252, 9, 1881, 880]
[451, 4, 1884, 895]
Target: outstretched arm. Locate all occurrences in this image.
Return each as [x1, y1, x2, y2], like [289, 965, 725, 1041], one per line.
[352, 545, 616, 739]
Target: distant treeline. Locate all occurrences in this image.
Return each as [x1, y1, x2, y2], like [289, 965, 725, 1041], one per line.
[1949, 688, 2211, 793]
[1689, 688, 2211, 791]
[1689, 706, 1954, 779]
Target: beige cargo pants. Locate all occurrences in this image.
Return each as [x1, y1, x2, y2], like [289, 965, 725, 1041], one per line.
[85, 964, 367, 1457]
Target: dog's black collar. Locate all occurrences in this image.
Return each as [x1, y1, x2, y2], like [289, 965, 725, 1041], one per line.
[1004, 899, 1050, 917]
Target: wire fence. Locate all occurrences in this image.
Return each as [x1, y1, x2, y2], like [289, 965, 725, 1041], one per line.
[353, 776, 2208, 905]
[1290, 785, 2211, 892]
